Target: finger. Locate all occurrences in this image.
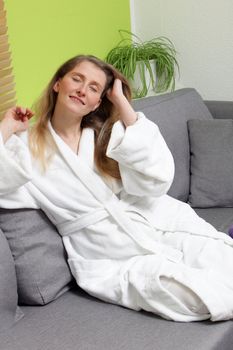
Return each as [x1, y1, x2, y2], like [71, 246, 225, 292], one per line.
[15, 106, 22, 116]
[25, 108, 34, 119]
[21, 107, 27, 116]
[16, 106, 26, 115]
[14, 107, 23, 121]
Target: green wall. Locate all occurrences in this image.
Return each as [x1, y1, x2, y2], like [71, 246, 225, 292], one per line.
[4, 0, 131, 107]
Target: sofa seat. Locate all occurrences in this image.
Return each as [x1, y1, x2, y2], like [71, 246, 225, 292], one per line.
[1, 286, 233, 350]
[2, 205, 233, 350]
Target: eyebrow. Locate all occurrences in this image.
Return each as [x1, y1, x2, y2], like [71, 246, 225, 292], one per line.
[71, 72, 104, 90]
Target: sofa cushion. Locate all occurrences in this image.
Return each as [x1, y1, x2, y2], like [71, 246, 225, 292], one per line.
[1, 289, 233, 350]
[0, 228, 24, 332]
[194, 207, 233, 234]
[132, 88, 213, 202]
[204, 101, 233, 119]
[188, 119, 233, 207]
[0, 208, 75, 305]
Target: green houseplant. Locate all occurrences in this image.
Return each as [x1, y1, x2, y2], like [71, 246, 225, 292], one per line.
[105, 30, 179, 98]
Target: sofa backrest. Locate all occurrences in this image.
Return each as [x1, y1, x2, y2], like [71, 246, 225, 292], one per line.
[132, 88, 213, 202]
[204, 100, 233, 119]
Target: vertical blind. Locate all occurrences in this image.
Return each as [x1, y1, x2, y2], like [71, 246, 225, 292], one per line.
[0, 0, 16, 120]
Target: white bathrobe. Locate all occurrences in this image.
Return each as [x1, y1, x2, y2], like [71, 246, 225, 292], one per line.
[1, 113, 233, 322]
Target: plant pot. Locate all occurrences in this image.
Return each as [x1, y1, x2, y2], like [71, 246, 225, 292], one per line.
[130, 59, 157, 98]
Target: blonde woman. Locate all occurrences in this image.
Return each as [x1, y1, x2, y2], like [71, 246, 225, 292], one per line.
[1, 55, 233, 322]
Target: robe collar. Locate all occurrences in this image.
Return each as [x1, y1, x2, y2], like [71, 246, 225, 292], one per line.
[48, 121, 122, 195]
[48, 121, 95, 170]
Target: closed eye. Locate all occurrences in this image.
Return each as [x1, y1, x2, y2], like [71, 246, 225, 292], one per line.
[72, 77, 81, 82]
[89, 85, 98, 92]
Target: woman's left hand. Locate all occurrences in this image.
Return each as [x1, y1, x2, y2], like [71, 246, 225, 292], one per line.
[106, 78, 125, 106]
[106, 79, 138, 127]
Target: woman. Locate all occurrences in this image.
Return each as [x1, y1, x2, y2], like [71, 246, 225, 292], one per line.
[1, 55, 233, 322]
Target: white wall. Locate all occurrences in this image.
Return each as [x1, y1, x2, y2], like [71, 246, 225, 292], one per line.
[130, 0, 233, 100]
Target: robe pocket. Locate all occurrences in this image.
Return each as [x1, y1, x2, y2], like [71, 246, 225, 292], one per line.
[68, 258, 122, 304]
[143, 273, 208, 318]
[123, 255, 203, 318]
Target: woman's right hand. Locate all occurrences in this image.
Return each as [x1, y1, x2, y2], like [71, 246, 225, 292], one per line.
[0, 106, 34, 143]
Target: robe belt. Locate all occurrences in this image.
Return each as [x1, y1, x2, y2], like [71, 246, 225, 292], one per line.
[57, 197, 183, 264]
[57, 208, 109, 236]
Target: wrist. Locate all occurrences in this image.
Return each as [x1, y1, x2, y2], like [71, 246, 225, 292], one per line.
[112, 94, 128, 109]
[0, 120, 15, 143]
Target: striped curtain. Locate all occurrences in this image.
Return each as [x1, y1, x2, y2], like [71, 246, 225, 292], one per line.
[0, 0, 16, 120]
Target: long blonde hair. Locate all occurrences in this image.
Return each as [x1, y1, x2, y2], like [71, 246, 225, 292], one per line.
[29, 55, 132, 178]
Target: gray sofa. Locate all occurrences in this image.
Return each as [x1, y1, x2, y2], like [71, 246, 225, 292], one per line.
[1, 88, 233, 350]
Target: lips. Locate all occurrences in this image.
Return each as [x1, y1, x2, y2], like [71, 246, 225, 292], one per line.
[69, 95, 85, 105]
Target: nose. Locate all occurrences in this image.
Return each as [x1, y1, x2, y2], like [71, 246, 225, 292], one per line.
[76, 83, 86, 96]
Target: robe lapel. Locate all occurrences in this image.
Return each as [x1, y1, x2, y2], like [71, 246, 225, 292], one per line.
[48, 122, 95, 168]
[77, 128, 95, 169]
[48, 122, 112, 202]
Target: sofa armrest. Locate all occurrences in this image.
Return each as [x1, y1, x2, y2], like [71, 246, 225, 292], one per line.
[204, 100, 233, 119]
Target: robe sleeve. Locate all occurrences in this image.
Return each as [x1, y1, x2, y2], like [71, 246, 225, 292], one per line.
[106, 112, 175, 197]
[0, 131, 33, 195]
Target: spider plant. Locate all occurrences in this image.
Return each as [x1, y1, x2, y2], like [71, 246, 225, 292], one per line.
[105, 30, 179, 98]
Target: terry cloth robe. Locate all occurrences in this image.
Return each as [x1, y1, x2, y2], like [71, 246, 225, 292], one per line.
[1, 113, 233, 322]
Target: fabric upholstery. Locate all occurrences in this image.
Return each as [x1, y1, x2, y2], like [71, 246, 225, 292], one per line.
[194, 207, 233, 234]
[1, 288, 233, 350]
[0, 228, 23, 332]
[0, 208, 74, 305]
[205, 101, 233, 119]
[132, 88, 213, 202]
[188, 119, 233, 208]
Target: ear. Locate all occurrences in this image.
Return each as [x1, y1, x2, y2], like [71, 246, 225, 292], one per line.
[92, 99, 102, 111]
[53, 81, 60, 93]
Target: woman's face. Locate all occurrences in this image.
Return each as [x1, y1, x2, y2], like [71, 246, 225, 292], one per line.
[53, 61, 107, 117]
